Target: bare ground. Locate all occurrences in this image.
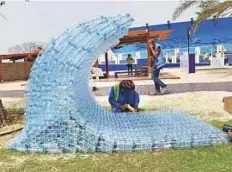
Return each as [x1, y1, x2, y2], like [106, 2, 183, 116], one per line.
[95, 91, 232, 121]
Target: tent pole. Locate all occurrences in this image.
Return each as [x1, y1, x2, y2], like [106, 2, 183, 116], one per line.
[146, 23, 151, 73]
[105, 52, 109, 77]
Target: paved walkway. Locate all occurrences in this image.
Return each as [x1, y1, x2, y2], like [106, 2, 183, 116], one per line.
[0, 90, 24, 98]
[1, 82, 232, 98]
[94, 81, 232, 96]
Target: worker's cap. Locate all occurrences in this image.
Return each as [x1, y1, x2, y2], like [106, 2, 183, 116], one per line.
[120, 80, 135, 91]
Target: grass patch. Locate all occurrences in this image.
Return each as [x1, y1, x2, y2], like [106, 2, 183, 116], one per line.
[1, 145, 232, 172]
[210, 120, 232, 129]
[5, 101, 24, 115]
[7, 107, 24, 115]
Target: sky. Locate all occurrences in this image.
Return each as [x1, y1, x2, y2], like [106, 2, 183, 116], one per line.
[0, 1, 198, 54]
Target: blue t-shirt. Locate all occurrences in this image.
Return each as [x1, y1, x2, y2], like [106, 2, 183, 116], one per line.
[150, 43, 165, 69]
[108, 87, 140, 109]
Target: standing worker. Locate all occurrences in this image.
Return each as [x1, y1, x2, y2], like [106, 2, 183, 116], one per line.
[148, 39, 167, 95]
[126, 54, 133, 75]
[204, 52, 209, 61]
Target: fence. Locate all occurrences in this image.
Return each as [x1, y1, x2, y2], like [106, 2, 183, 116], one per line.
[0, 62, 33, 81]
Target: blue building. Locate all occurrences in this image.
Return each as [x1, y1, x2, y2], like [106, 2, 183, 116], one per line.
[99, 17, 232, 71]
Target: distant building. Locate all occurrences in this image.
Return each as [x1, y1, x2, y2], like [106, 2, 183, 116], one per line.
[112, 17, 232, 65]
[8, 42, 45, 54]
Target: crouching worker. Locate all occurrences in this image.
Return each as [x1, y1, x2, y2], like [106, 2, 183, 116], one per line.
[109, 80, 140, 113]
[223, 125, 232, 141]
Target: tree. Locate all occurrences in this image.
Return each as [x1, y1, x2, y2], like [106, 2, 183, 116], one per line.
[0, 1, 12, 127]
[173, 0, 232, 32]
[0, 0, 7, 21]
[0, 1, 5, 7]
[0, 99, 12, 127]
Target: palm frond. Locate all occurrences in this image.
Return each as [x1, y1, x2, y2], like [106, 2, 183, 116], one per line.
[0, 1, 8, 21]
[173, 1, 199, 20]
[199, 0, 220, 10]
[0, 12, 7, 20]
[192, 1, 232, 32]
[173, 0, 220, 21]
[0, 1, 5, 7]
[214, 1, 232, 17]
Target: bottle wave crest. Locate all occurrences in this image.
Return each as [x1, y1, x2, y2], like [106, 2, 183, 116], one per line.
[8, 14, 229, 153]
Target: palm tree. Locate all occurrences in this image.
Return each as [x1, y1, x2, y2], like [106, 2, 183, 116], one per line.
[0, 0, 8, 21]
[173, 0, 232, 32]
[0, 1, 5, 7]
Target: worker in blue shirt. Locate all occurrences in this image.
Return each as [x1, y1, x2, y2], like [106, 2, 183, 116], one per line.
[108, 80, 140, 113]
[148, 39, 167, 95]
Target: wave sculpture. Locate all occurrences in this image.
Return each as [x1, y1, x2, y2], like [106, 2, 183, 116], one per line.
[8, 14, 228, 153]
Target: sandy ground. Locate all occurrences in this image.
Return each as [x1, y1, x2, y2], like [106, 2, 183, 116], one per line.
[0, 116, 24, 149]
[1, 91, 231, 122]
[95, 91, 232, 121]
[1, 98, 24, 109]
[0, 131, 20, 148]
[0, 81, 26, 91]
